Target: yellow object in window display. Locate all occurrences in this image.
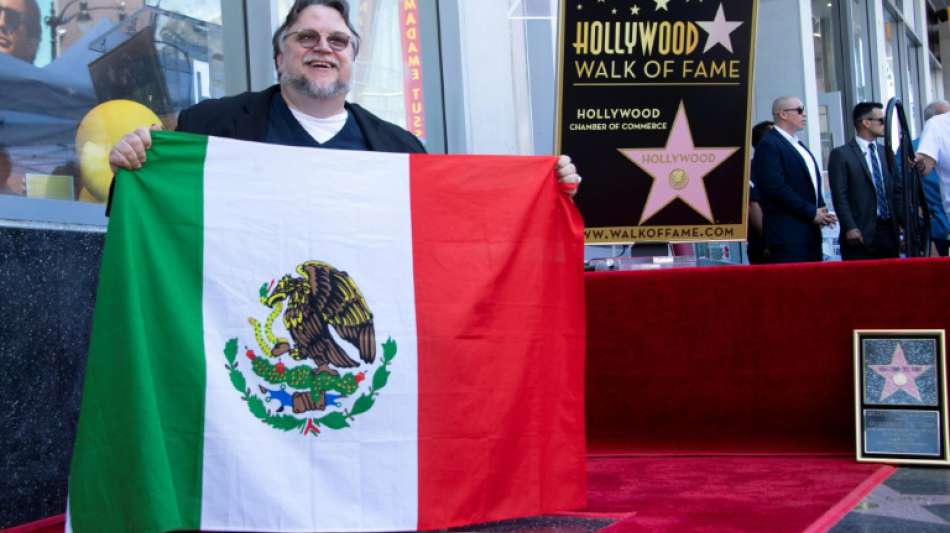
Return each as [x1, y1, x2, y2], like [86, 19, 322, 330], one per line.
[76, 100, 161, 202]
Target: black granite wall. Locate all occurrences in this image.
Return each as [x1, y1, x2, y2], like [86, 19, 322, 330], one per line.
[0, 226, 104, 528]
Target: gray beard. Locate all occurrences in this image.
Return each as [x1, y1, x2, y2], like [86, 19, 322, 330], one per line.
[280, 71, 350, 100]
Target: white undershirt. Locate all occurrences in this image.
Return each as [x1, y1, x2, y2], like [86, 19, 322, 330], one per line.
[286, 105, 349, 144]
[774, 126, 819, 196]
[853, 136, 882, 178]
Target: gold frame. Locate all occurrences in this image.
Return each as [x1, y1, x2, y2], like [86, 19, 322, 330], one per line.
[552, 0, 760, 244]
[853, 329, 949, 466]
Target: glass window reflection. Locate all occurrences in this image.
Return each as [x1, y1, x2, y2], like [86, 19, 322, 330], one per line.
[850, 0, 873, 103]
[1, 0, 227, 204]
[812, 0, 839, 94]
[883, 8, 899, 104]
[904, 34, 920, 136]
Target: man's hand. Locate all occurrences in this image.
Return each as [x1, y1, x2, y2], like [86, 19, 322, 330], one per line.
[109, 125, 162, 172]
[813, 207, 836, 226]
[914, 153, 936, 175]
[556, 155, 581, 198]
[845, 228, 864, 246]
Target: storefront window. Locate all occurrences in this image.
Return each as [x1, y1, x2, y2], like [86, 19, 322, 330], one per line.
[849, 0, 874, 103]
[883, 9, 899, 103]
[902, 0, 917, 36]
[812, 0, 844, 168]
[881, 4, 926, 137]
[931, 63, 943, 102]
[904, 35, 921, 136]
[276, 0, 427, 142]
[1, 0, 230, 209]
[812, 0, 839, 93]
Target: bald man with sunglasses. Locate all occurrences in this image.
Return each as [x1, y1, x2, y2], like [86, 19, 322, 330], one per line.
[751, 96, 836, 263]
[109, 0, 581, 197]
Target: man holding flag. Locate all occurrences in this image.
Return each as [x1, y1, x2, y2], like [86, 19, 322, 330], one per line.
[75, 2, 587, 532]
[108, 0, 582, 196]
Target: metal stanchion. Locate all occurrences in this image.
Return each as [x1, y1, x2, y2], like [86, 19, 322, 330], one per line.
[884, 98, 931, 257]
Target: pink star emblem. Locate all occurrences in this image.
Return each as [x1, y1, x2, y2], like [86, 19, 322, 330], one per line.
[869, 343, 932, 402]
[619, 102, 739, 223]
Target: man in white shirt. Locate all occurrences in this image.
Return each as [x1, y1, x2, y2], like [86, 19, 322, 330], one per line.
[751, 96, 837, 263]
[914, 110, 950, 227]
[827, 102, 900, 260]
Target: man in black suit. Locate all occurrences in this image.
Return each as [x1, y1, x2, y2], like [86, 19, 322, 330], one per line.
[751, 96, 837, 263]
[109, 0, 581, 194]
[828, 102, 900, 260]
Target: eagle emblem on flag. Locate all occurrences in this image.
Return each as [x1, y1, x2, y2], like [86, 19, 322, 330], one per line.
[222, 260, 396, 437]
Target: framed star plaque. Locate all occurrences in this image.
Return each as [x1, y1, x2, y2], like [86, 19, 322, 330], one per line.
[555, 0, 759, 243]
[854, 330, 949, 465]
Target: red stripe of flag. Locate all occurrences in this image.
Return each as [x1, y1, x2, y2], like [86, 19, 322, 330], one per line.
[409, 154, 587, 529]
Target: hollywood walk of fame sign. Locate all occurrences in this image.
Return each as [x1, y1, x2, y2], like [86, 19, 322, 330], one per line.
[854, 330, 950, 466]
[555, 0, 758, 243]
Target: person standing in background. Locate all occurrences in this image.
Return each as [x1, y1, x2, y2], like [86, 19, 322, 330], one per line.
[915, 101, 950, 256]
[751, 96, 836, 263]
[827, 102, 900, 260]
[747, 120, 773, 264]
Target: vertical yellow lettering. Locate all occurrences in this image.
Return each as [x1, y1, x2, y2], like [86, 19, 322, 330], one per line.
[686, 23, 699, 54]
[590, 22, 603, 55]
[573, 22, 589, 55]
[657, 22, 670, 55]
[625, 22, 637, 54]
[671, 22, 685, 55]
[612, 22, 622, 55]
[639, 23, 657, 55]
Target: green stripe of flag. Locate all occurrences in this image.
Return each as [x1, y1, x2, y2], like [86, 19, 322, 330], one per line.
[70, 132, 208, 533]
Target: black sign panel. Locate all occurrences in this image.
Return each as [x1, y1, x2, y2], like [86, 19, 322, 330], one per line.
[555, 0, 758, 243]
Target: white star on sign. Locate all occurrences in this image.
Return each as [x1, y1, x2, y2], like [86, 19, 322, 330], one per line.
[697, 3, 743, 53]
[654, 0, 670, 11]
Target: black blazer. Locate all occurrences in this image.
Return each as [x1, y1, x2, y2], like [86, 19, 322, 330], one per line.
[827, 138, 898, 245]
[175, 85, 427, 154]
[750, 128, 824, 248]
[108, 86, 427, 215]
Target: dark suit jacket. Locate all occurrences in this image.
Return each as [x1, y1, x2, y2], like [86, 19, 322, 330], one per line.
[827, 138, 898, 247]
[108, 86, 426, 215]
[176, 84, 426, 154]
[750, 128, 824, 259]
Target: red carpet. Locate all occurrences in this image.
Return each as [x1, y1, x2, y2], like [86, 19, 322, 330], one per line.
[568, 454, 892, 533]
[7, 456, 892, 533]
[586, 258, 950, 453]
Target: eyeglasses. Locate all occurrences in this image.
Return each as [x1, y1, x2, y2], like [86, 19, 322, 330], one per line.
[0, 6, 25, 30]
[283, 29, 351, 52]
[783, 107, 805, 115]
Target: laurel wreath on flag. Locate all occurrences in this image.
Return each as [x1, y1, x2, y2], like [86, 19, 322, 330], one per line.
[222, 337, 397, 436]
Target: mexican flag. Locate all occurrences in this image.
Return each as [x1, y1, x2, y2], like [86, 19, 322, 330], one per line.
[68, 132, 586, 533]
